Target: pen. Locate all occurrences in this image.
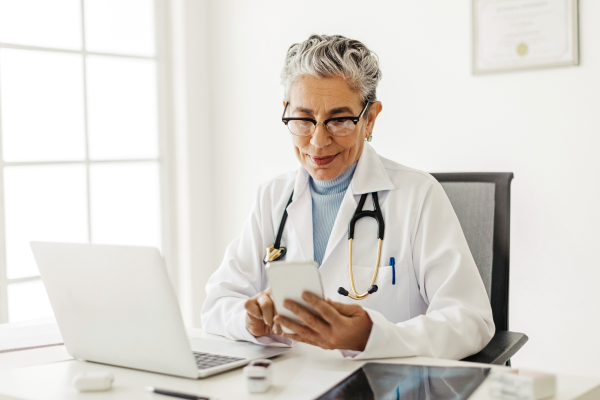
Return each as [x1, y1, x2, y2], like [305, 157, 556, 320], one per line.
[146, 386, 210, 400]
[390, 257, 395, 285]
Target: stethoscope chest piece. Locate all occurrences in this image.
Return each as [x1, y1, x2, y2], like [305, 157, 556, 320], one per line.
[264, 245, 287, 264]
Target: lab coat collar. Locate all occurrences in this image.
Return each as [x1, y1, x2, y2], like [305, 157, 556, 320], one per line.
[321, 143, 395, 265]
[350, 143, 395, 195]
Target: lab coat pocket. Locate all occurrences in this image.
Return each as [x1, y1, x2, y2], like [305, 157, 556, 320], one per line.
[343, 261, 410, 323]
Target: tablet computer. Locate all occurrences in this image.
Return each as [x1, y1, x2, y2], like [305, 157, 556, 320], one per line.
[266, 261, 324, 334]
[317, 363, 490, 400]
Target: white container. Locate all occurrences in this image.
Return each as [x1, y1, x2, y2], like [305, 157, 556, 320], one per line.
[490, 370, 556, 400]
[72, 372, 114, 392]
[243, 359, 273, 393]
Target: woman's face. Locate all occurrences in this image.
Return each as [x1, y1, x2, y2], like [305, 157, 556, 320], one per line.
[286, 75, 382, 182]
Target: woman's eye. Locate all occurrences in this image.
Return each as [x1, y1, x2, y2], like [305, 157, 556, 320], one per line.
[296, 120, 314, 128]
[328, 119, 353, 128]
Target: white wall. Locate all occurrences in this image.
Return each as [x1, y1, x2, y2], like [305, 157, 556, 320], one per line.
[190, 0, 600, 376]
[161, 0, 216, 327]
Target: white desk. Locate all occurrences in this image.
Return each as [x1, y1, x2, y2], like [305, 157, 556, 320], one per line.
[0, 319, 599, 400]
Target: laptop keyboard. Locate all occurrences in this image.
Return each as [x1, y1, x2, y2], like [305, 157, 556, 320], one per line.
[193, 352, 246, 370]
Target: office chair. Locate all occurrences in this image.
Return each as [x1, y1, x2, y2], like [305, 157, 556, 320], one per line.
[431, 172, 527, 366]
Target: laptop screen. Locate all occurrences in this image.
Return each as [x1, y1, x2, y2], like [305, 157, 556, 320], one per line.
[317, 363, 490, 400]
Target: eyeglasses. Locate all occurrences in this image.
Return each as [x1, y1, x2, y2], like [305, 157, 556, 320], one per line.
[282, 101, 370, 137]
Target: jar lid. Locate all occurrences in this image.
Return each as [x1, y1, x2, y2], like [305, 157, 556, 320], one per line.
[244, 365, 268, 378]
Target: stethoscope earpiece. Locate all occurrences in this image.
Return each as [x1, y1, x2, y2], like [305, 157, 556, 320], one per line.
[338, 284, 378, 298]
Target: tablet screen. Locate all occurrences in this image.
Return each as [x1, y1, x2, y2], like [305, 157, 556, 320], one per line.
[317, 363, 490, 400]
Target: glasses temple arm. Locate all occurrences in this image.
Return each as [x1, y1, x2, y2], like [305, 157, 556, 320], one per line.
[358, 102, 370, 120]
[282, 102, 289, 119]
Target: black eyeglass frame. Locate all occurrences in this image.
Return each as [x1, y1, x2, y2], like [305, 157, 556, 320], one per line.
[281, 101, 371, 136]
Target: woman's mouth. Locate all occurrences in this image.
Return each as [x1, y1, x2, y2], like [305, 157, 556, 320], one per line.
[310, 154, 337, 166]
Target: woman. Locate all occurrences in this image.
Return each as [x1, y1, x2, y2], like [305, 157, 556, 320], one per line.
[201, 34, 494, 359]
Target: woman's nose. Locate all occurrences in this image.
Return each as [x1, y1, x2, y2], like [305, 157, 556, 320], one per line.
[310, 122, 331, 148]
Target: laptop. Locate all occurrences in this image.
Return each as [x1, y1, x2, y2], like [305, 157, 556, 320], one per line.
[30, 241, 289, 379]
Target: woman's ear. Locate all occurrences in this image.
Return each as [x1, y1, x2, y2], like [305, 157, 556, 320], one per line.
[365, 101, 383, 134]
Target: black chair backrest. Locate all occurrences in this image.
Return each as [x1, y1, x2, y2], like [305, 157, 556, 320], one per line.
[431, 173, 514, 332]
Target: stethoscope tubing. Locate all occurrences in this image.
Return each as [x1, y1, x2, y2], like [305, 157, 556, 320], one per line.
[274, 191, 294, 250]
[343, 192, 384, 299]
[348, 192, 385, 240]
[345, 237, 383, 300]
[264, 190, 385, 301]
[263, 191, 294, 264]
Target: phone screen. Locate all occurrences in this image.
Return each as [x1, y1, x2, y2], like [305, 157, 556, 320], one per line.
[266, 261, 324, 334]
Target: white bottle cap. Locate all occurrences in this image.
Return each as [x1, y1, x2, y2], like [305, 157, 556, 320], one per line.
[72, 372, 114, 392]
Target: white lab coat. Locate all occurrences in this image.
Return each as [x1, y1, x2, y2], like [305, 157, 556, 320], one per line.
[201, 143, 495, 360]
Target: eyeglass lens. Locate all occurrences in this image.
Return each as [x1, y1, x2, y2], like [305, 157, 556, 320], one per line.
[287, 119, 356, 137]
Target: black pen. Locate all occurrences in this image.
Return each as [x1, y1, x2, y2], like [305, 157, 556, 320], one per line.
[146, 386, 211, 400]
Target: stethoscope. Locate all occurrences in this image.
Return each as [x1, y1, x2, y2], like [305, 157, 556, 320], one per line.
[263, 190, 385, 300]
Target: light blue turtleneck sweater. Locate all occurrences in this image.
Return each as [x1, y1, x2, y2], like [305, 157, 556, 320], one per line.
[309, 163, 357, 266]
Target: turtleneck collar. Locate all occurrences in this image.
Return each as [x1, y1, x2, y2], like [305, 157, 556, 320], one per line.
[309, 162, 357, 196]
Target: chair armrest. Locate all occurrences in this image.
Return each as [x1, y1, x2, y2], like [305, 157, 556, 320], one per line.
[461, 331, 528, 365]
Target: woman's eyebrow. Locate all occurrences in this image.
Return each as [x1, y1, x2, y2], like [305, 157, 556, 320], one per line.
[328, 106, 355, 116]
[292, 106, 355, 116]
[293, 106, 314, 115]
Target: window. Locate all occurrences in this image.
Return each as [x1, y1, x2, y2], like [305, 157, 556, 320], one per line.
[0, 0, 163, 323]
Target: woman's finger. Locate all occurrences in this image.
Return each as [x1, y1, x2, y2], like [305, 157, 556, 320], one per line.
[273, 321, 283, 335]
[283, 299, 328, 333]
[281, 332, 320, 347]
[244, 298, 263, 319]
[257, 293, 275, 326]
[245, 311, 270, 337]
[301, 292, 341, 324]
[329, 300, 363, 317]
[246, 310, 263, 322]
[274, 315, 319, 343]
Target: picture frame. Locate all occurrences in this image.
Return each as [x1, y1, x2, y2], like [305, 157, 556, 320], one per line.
[472, 0, 579, 74]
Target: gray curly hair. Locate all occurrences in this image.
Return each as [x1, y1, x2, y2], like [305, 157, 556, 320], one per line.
[281, 34, 382, 104]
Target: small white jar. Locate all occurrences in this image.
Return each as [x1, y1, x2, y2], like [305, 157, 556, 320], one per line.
[72, 372, 114, 392]
[243, 359, 273, 393]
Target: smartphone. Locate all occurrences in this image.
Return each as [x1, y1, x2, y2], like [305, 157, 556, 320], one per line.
[265, 261, 324, 334]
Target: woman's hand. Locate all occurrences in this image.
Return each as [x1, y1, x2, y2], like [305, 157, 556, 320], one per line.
[244, 288, 281, 337]
[273, 291, 373, 351]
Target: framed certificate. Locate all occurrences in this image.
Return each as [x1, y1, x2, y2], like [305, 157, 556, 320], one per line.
[473, 0, 579, 74]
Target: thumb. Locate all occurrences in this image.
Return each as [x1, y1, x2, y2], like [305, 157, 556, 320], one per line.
[330, 301, 362, 317]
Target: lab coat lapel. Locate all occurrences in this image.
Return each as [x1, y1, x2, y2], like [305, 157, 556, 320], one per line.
[320, 144, 395, 266]
[285, 168, 314, 262]
[320, 187, 357, 266]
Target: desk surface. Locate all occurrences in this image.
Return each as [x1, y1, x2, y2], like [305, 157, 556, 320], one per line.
[0, 319, 599, 400]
